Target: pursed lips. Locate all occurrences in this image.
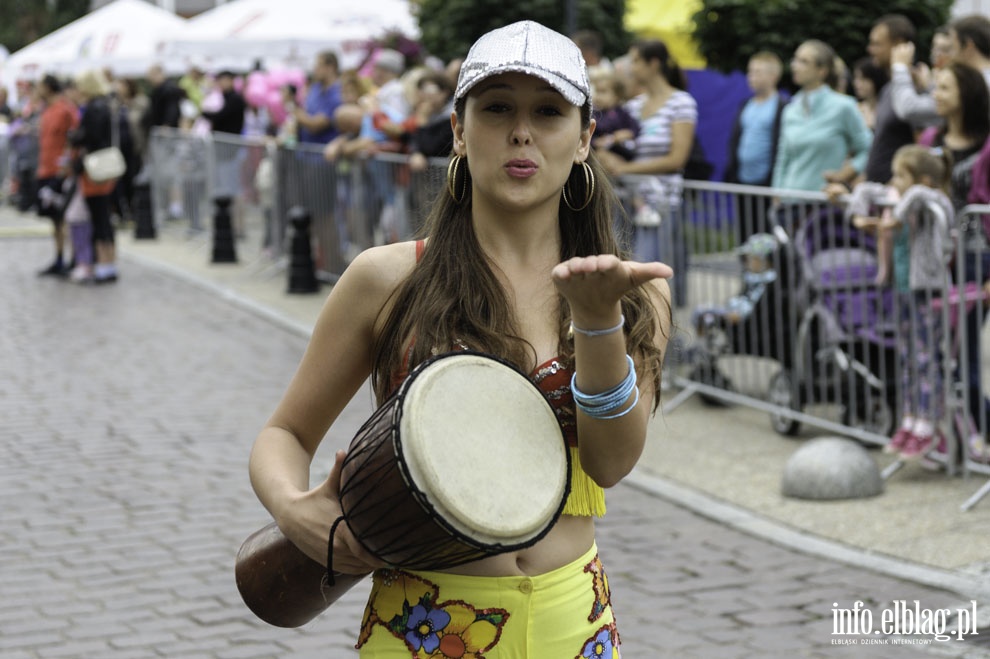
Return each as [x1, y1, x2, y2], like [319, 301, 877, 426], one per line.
[505, 159, 538, 178]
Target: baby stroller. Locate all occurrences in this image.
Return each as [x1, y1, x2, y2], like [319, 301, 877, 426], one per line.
[688, 229, 799, 403]
[766, 206, 898, 437]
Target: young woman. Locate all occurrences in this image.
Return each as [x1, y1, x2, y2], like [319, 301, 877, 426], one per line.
[248, 21, 672, 656]
[925, 61, 990, 210]
[924, 61, 990, 441]
[597, 39, 695, 306]
[773, 40, 873, 194]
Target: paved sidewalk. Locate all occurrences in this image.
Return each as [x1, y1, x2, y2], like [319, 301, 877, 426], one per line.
[2, 208, 990, 657]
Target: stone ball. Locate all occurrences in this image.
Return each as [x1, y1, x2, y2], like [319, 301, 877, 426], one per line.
[781, 437, 883, 500]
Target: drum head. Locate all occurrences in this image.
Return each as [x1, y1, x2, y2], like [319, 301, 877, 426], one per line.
[398, 353, 567, 548]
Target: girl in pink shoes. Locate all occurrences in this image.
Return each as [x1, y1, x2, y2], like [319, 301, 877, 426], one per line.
[846, 145, 954, 459]
[63, 178, 94, 284]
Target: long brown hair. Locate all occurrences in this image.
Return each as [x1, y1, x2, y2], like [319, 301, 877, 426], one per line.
[371, 99, 670, 409]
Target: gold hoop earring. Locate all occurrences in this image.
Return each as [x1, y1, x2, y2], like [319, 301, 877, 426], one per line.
[447, 155, 468, 203]
[562, 161, 595, 212]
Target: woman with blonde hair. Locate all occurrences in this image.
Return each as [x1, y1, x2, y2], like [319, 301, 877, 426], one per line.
[72, 69, 120, 283]
[774, 40, 873, 193]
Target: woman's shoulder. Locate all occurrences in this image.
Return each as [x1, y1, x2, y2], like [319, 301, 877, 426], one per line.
[669, 89, 696, 105]
[826, 89, 860, 113]
[666, 91, 697, 123]
[343, 241, 420, 291]
[82, 97, 111, 119]
[325, 241, 420, 328]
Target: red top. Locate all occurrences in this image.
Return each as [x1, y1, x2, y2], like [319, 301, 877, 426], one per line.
[37, 98, 78, 179]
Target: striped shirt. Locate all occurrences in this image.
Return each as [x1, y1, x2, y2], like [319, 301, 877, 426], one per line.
[625, 90, 698, 209]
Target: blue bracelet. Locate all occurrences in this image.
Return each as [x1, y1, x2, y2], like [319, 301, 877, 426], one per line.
[594, 386, 640, 420]
[571, 355, 639, 419]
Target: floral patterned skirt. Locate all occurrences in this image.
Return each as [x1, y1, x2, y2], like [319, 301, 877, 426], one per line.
[357, 542, 619, 658]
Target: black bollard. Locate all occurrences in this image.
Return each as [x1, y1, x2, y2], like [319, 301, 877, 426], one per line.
[133, 181, 156, 240]
[211, 196, 237, 263]
[287, 206, 320, 294]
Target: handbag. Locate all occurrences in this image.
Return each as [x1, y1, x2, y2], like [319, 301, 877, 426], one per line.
[82, 100, 125, 183]
[83, 147, 126, 183]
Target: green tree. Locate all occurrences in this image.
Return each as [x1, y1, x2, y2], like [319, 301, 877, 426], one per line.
[414, 0, 631, 64]
[0, 0, 89, 53]
[692, 0, 953, 76]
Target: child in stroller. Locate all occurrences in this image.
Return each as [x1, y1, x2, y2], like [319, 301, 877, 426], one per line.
[693, 232, 783, 333]
[689, 230, 797, 398]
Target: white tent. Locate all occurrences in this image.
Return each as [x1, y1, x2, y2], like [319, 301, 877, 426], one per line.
[164, 0, 418, 72]
[2, 0, 188, 82]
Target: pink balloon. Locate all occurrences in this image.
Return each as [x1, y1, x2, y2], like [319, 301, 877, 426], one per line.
[284, 69, 306, 90]
[247, 70, 267, 89]
[201, 89, 223, 113]
[267, 69, 291, 89]
[266, 89, 287, 125]
[244, 81, 268, 108]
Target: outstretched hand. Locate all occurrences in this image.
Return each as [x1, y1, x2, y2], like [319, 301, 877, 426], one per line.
[551, 255, 673, 319]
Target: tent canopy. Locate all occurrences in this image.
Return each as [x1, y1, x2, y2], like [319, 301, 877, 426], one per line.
[625, 0, 705, 70]
[164, 0, 419, 73]
[2, 0, 188, 81]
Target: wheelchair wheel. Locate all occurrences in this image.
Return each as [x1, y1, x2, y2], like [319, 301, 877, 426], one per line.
[768, 369, 802, 436]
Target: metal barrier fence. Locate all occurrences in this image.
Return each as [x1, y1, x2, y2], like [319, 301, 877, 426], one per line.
[143, 131, 989, 508]
[147, 127, 212, 232]
[0, 136, 11, 201]
[665, 180, 990, 510]
[273, 146, 445, 276]
[148, 128, 446, 278]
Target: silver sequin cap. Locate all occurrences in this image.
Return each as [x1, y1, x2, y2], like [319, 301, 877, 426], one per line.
[455, 20, 591, 107]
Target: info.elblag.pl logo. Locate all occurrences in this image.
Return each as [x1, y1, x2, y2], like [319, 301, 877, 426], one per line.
[831, 600, 980, 645]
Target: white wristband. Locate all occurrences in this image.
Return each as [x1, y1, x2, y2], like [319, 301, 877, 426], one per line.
[570, 313, 625, 337]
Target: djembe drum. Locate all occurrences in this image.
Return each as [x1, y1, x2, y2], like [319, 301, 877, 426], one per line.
[236, 352, 570, 627]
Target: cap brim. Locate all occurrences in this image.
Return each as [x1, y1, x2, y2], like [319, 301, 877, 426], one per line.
[456, 65, 586, 107]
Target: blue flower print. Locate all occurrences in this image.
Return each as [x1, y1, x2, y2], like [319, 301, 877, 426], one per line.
[582, 628, 612, 659]
[405, 603, 451, 653]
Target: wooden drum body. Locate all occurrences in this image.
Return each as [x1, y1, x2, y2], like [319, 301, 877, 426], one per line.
[340, 352, 570, 569]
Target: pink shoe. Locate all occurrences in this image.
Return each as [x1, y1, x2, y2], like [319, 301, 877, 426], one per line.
[932, 434, 948, 455]
[884, 428, 913, 454]
[69, 264, 93, 284]
[900, 433, 935, 460]
[968, 435, 989, 462]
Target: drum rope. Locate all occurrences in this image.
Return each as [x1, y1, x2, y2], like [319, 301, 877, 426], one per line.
[324, 514, 347, 586]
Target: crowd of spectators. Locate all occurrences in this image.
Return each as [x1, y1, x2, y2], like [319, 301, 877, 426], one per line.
[6, 14, 990, 282]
